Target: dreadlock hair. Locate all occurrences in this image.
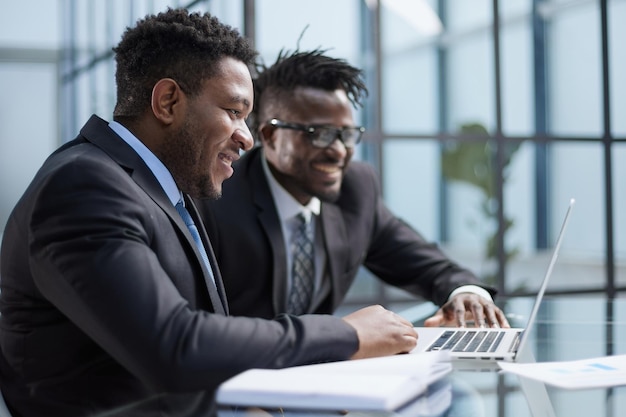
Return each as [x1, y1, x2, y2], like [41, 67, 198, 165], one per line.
[113, 7, 257, 120]
[250, 48, 368, 137]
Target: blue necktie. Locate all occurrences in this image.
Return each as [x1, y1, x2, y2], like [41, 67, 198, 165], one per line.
[175, 200, 216, 285]
[287, 213, 315, 315]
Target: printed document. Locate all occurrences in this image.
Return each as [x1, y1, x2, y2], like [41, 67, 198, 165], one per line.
[498, 354, 626, 389]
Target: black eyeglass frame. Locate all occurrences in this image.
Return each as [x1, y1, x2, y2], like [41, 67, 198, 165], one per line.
[268, 118, 365, 149]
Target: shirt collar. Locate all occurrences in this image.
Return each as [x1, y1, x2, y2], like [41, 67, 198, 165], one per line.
[261, 150, 321, 222]
[109, 121, 181, 206]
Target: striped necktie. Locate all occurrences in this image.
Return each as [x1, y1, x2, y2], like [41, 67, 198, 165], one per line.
[287, 212, 315, 315]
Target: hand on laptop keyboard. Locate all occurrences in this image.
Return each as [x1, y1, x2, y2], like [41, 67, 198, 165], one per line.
[423, 293, 511, 328]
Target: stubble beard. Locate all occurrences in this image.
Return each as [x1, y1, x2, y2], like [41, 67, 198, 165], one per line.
[161, 120, 221, 200]
[300, 177, 341, 203]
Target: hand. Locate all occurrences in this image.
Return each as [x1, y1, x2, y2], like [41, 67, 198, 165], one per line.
[423, 293, 510, 328]
[342, 305, 418, 359]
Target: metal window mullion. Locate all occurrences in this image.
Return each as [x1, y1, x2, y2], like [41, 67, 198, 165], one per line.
[492, 0, 506, 297]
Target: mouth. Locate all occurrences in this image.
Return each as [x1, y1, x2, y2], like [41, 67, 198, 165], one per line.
[218, 151, 238, 166]
[217, 151, 239, 178]
[312, 162, 343, 174]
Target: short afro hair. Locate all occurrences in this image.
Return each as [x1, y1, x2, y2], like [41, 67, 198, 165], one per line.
[250, 48, 368, 136]
[113, 7, 257, 119]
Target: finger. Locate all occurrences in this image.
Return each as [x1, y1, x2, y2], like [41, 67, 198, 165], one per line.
[453, 299, 467, 328]
[423, 310, 442, 327]
[405, 326, 418, 340]
[398, 335, 418, 354]
[485, 306, 500, 328]
[494, 308, 511, 328]
[471, 300, 487, 328]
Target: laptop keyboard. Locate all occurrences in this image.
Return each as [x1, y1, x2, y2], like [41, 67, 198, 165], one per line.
[427, 330, 505, 353]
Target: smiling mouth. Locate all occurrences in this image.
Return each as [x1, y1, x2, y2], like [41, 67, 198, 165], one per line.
[218, 152, 237, 166]
[312, 162, 342, 174]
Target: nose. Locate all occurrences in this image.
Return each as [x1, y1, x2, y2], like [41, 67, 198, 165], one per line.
[324, 136, 349, 157]
[233, 121, 254, 151]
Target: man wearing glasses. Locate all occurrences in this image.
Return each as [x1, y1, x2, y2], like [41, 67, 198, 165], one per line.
[197, 49, 509, 329]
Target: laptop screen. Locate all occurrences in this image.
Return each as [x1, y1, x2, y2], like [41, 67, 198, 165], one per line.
[515, 198, 575, 358]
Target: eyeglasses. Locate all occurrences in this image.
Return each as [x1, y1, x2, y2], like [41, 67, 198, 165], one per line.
[268, 119, 365, 149]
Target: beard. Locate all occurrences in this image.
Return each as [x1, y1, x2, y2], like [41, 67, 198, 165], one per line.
[298, 177, 341, 203]
[313, 186, 341, 203]
[159, 119, 221, 200]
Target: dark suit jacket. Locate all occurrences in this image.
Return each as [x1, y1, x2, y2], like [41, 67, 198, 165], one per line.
[198, 146, 495, 319]
[0, 115, 358, 417]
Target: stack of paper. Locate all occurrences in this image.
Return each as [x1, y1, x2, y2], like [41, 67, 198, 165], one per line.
[216, 350, 451, 411]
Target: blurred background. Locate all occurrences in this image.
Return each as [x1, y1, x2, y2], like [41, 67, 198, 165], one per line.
[0, 0, 624, 313]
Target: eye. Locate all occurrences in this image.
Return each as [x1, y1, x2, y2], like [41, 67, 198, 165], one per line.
[229, 109, 241, 116]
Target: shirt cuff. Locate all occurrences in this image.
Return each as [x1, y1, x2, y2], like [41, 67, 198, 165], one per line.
[447, 285, 493, 302]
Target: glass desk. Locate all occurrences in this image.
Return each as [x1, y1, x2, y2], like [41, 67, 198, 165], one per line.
[98, 295, 626, 417]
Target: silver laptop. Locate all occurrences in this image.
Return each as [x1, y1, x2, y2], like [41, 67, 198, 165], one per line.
[411, 198, 575, 365]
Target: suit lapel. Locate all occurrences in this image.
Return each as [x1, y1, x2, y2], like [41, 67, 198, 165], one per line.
[81, 116, 173, 211]
[160, 195, 228, 314]
[82, 116, 227, 315]
[248, 150, 289, 315]
[319, 204, 351, 310]
[185, 197, 228, 315]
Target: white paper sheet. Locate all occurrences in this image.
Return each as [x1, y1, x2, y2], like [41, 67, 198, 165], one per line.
[498, 354, 626, 389]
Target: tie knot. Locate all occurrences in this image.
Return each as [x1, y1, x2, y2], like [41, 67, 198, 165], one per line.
[295, 212, 313, 236]
[297, 211, 311, 225]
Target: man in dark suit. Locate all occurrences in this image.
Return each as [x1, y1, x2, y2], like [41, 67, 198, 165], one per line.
[198, 49, 510, 328]
[0, 11, 417, 417]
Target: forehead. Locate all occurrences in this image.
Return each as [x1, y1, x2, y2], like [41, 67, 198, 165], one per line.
[201, 57, 253, 105]
[281, 87, 352, 117]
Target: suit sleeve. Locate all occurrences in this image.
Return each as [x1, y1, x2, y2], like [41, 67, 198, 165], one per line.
[352, 164, 496, 306]
[28, 154, 358, 393]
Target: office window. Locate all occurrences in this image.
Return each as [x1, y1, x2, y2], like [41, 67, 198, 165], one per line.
[255, 0, 362, 68]
[0, 0, 59, 237]
[382, 140, 441, 242]
[500, 10, 533, 136]
[380, 0, 439, 134]
[376, 0, 624, 299]
[548, 1, 603, 137]
[2, 0, 623, 304]
[445, 7, 495, 133]
[0, 63, 58, 232]
[610, 0, 626, 136]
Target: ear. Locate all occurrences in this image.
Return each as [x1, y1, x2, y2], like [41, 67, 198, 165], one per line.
[151, 78, 183, 125]
[259, 124, 276, 148]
